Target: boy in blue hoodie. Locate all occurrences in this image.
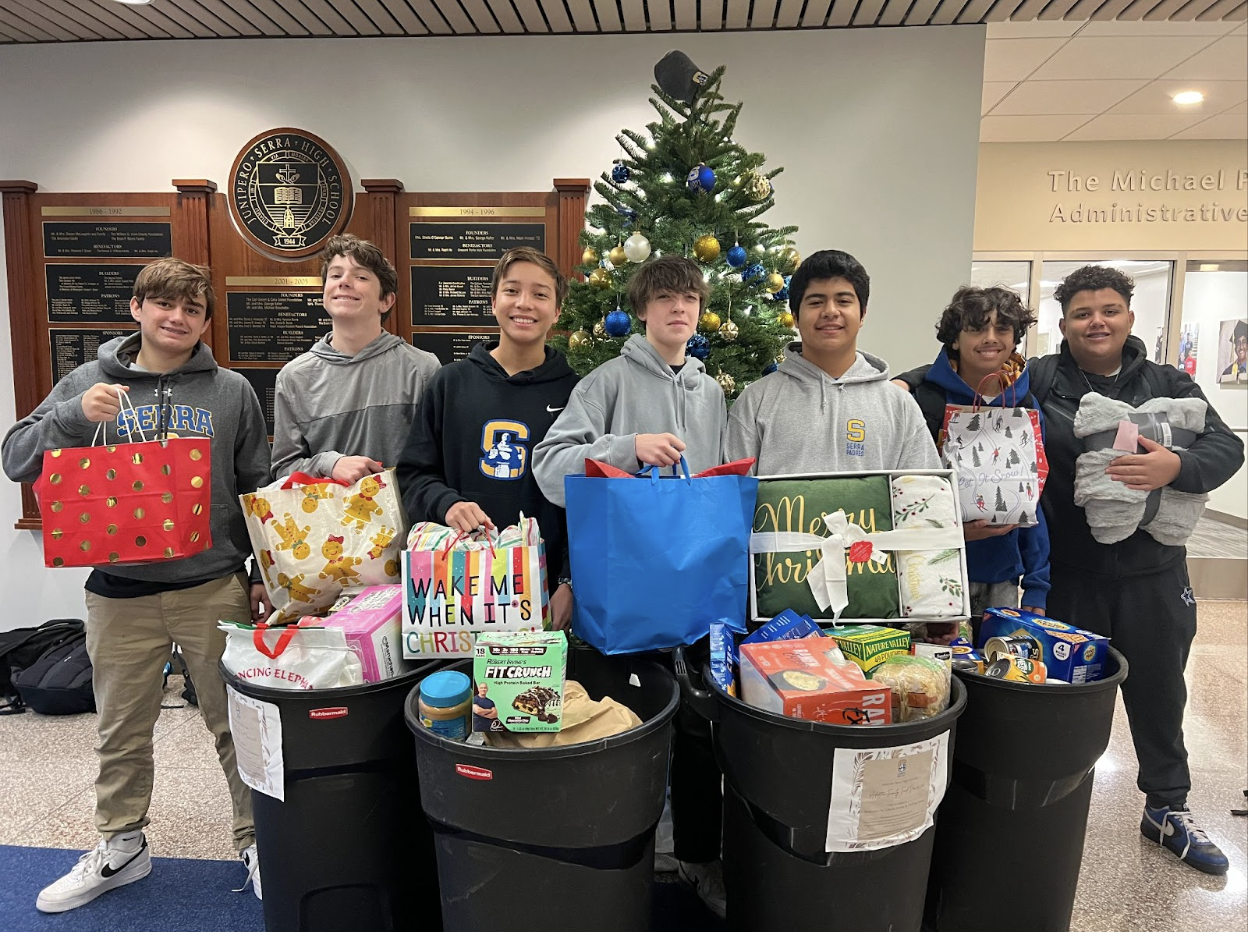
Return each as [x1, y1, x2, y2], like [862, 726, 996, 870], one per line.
[891, 285, 1050, 619]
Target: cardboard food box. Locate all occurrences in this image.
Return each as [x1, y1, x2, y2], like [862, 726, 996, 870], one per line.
[749, 470, 970, 627]
[979, 608, 1110, 684]
[742, 608, 824, 644]
[472, 630, 568, 733]
[319, 585, 411, 683]
[709, 622, 738, 698]
[739, 639, 891, 726]
[828, 624, 912, 676]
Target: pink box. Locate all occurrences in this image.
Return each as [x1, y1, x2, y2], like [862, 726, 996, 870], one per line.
[321, 585, 410, 683]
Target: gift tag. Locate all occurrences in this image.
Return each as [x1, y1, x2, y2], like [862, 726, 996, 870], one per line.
[1112, 419, 1139, 453]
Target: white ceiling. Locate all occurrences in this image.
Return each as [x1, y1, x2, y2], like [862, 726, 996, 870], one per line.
[982, 20, 1248, 141]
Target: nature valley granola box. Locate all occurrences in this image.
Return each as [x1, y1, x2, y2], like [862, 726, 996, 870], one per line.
[472, 630, 568, 733]
[828, 625, 912, 676]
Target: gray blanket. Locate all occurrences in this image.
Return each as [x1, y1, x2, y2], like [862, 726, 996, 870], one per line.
[1072, 392, 1208, 546]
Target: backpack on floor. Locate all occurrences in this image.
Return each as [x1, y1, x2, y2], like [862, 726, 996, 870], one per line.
[0, 619, 86, 714]
[11, 630, 95, 716]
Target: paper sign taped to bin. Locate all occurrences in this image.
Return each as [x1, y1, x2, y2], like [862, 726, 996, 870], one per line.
[825, 733, 949, 852]
[227, 686, 285, 801]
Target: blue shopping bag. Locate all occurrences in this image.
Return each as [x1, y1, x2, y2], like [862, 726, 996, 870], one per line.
[565, 457, 759, 655]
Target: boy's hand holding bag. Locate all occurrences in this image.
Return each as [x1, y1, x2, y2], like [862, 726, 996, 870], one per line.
[35, 386, 212, 568]
[565, 456, 758, 655]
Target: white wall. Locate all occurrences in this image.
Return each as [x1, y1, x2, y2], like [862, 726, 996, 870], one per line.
[0, 29, 985, 630]
[1181, 271, 1248, 520]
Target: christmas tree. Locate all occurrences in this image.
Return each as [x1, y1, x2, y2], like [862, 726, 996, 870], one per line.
[550, 64, 798, 398]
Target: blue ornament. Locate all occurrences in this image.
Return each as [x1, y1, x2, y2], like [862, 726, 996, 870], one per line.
[616, 207, 638, 227]
[604, 308, 632, 337]
[687, 334, 710, 360]
[743, 263, 766, 283]
[686, 164, 716, 193]
[611, 161, 631, 184]
[772, 287, 789, 302]
[726, 245, 748, 268]
[763, 361, 779, 375]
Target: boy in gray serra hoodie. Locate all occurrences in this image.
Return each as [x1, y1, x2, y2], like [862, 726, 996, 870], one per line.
[2, 258, 269, 912]
[533, 256, 726, 507]
[272, 235, 440, 483]
[533, 256, 729, 917]
[726, 249, 938, 474]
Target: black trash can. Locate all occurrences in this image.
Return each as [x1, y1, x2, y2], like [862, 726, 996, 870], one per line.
[223, 663, 443, 932]
[677, 648, 967, 932]
[925, 647, 1128, 932]
[404, 648, 678, 932]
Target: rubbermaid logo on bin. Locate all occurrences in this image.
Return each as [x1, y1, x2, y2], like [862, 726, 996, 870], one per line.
[309, 706, 349, 720]
[455, 763, 493, 781]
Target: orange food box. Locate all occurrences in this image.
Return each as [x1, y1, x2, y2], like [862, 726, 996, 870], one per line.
[739, 639, 892, 726]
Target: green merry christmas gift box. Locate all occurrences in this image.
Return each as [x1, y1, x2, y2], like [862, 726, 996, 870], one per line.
[748, 472, 971, 625]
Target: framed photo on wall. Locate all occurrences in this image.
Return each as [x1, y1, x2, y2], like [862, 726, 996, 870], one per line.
[1216, 318, 1247, 385]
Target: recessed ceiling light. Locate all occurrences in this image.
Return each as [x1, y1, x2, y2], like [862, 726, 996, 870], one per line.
[1172, 91, 1204, 105]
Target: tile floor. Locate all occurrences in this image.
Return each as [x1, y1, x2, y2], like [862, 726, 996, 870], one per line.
[1, 601, 1245, 932]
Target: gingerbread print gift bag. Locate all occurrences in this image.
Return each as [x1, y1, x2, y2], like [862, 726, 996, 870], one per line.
[241, 469, 406, 620]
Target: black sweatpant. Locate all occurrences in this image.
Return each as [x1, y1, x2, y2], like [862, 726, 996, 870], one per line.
[660, 640, 722, 864]
[1047, 559, 1198, 809]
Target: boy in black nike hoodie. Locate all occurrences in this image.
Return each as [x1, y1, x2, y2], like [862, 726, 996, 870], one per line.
[2, 258, 270, 912]
[397, 247, 579, 630]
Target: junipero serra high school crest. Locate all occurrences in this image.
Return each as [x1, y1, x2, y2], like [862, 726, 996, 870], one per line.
[228, 128, 352, 259]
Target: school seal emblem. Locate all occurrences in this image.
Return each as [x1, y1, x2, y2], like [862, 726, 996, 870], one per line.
[228, 128, 352, 259]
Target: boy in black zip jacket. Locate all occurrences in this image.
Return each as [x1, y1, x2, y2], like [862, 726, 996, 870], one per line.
[897, 265, 1243, 875]
[397, 247, 579, 630]
[2, 258, 271, 910]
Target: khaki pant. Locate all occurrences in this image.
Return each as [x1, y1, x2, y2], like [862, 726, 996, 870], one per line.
[85, 572, 254, 852]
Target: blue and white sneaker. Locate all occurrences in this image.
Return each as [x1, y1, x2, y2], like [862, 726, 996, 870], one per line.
[1141, 805, 1229, 875]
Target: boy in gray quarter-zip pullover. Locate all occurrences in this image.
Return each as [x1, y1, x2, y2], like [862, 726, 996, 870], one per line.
[2, 258, 269, 912]
[272, 235, 439, 483]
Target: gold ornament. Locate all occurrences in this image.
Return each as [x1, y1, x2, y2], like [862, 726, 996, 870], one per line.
[568, 330, 593, 349]
[781, 247, 801, 273]
[765, 273, 785, 294]
[593, 319, 608, 339]
[582, 246, 598, 266]
[608, 245, 628, 266]
[775, 352, 787, 366]
[744, 171, 772, 202]
[777, 311, 795, 329]
[719, 320, 739, 342]
[698, 311, 722, 333]
[589, 268, 612, 289]
[693, 234, 721, 263]
[715, 371, 736, 395]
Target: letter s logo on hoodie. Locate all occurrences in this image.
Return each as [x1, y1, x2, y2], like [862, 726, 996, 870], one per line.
[479, 420, 530, 480]
[846, 419, 866, 456]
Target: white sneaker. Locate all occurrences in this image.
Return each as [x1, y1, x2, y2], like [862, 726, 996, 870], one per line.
[678, 858, 726, 919]
[654, 851, 680, 873]
[236, 843, 262, 900]
[36, 831, 151, 913]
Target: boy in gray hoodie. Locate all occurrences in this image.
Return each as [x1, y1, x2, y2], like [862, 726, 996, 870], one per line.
[726, 249, 937, 473]
[533, 256, 728, 917]
[272, 235, 440, 482]
[2, 258, 271, 911]
[533, 256, 726, 504]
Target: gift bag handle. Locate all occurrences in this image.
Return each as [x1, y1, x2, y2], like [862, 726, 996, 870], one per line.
[251, 623, 302, 660]
[971, 371, 1022, 411]
[91, 386, 147, 446]
[445, 528, 497, 556]
[641, 455, 693, 486]
[280, 471, 350, 489]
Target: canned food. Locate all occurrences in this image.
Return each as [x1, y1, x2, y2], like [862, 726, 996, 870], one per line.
[952, 657, 985, 675]
[984, 635, 1042, 663]
[983, 657, 1046, 684]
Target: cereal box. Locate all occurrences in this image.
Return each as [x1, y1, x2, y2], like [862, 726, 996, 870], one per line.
[472, 630, 568, 733]
[828, 624, 911, 676]
[739, 639, 891, 726]
[319, 585, 411, 683]
[979, 608, 1110, 684]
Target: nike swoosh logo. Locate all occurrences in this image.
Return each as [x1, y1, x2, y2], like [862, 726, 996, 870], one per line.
[101, 846, 145, 878]
[546, 406, 564, 413]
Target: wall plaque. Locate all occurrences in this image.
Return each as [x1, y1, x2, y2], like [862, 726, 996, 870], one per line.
[412, 331, 495, 365]
[235, 368, 279, 436]
[226, 292, 329, 362]
[50, 328, 132, 384]
[43, 222, 172, 258]
[227, 128, 353, 260]
[409, 222, 545, 260]
[410, 266, 495, 327]
[46, 264, 142, 323]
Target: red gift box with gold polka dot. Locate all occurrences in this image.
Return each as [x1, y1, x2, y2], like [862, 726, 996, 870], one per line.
[33, 438, 213, 568]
